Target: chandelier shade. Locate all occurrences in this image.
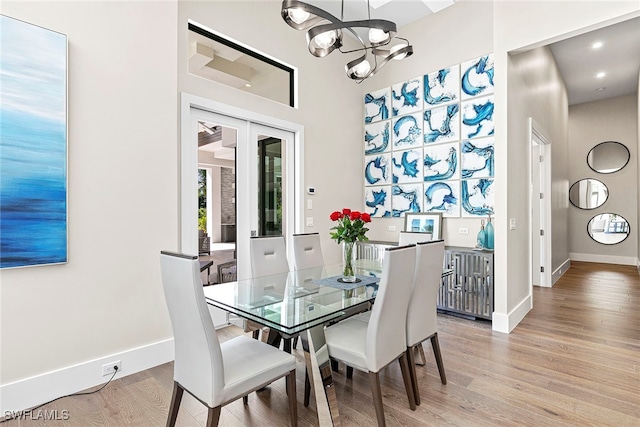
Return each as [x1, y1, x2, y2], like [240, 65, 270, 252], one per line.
[281, 0, 413, 83]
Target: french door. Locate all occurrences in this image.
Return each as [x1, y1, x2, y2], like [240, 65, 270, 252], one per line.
[182, 101, 301, 281]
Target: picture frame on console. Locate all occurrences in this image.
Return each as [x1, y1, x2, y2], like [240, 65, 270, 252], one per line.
[404, 212, 443, 240]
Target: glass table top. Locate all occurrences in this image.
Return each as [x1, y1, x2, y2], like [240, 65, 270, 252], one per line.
[203, 261, 453, 336]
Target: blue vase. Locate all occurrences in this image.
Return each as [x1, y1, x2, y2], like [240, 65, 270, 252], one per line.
[476, 220, 486, 249]
[485, 216, 494, 250]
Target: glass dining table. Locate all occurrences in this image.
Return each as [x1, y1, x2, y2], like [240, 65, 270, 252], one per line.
[203, 260, 453, 427]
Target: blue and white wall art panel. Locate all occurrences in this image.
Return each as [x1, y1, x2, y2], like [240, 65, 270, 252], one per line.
[391, 77, 422, 116]
[1, 16, 67, 269]
[424, 65, 460, 107]
[424, 142, 458, 181]
[365, 186, 392, 218]
[392, 148, 423, 184]
[461, 137, 494, 178]
[392, 112, 422, 149]
[364, 153, 392, 186]
[364, 120, 390, 155]
[391, 183, 423, 217]
[461, 53, 495, 100]
[461, 178, 494, 217]
[461, 95, 494, 140]
[423, 104, 460, 144]
[365, 87, 391, 124]
[424, 181, 460, 217]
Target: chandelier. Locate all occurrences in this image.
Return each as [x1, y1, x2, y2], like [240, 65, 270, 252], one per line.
[281, 0, 414, 83]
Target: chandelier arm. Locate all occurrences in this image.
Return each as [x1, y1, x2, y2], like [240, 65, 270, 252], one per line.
[282, 0, 343, 31]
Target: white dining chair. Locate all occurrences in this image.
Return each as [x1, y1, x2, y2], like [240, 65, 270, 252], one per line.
[159, 251, 297, 427]
[405, 240, 447, 406]
[291, 233, 324, 269]
[398, 230, 433, 245]
[324, 244, 418, 426]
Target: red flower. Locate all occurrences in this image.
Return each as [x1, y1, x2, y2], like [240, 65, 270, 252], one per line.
[330, 211, 342, 221]
[361, 213, 371, 223]
[350, 211, 361, 221]
[342, 208, 351, 215]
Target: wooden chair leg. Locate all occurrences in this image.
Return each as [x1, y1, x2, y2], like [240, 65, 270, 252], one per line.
[398, 353, 417, 411]
[304, 369, 311, 407]
[205, 406, 221, 427]
[242, 395, 248, 405]
[286, 370, 298, 427]
[283, 337, 292, 354]
[430, 333, 447, 384]
[417, 344, 427, 366]
[252, 329, 260, 340]
[368, 371, 386, 427]
[346, 366, 353, 379]
[166, 381, 184, 427]
[405, 347, 420, 406]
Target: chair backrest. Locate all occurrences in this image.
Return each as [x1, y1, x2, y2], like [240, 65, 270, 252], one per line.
[160, 251, 224, 407]
[217, 259, 237, 283]
[365, 244, 416, 372]
[292, 233, 324, 270]
[398, 231, 433, 245]
[406, 240, 445, 347]
[250, 236, 290, 277]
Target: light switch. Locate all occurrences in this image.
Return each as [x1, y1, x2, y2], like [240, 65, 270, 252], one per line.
[306, 217, 314, 227]
[509, 218, 517, 230]
[388, 225, 396, 232]
[459, 227, 469, 235]
[307, 199, 313, 210]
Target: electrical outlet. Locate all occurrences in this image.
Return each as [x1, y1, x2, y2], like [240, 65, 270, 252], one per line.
[102, 360, 121, 376]
[509, 218, 517, 230]
[306, 217, 314, 227]
[388, 225, 396, 232]
[459, 227, 469, 235]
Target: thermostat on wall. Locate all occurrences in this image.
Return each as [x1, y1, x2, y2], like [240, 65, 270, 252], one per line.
[307, 187, 316, 195]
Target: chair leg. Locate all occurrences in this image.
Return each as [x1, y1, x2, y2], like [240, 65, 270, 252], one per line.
[304, 369, 311, 407]
[283, 337, 292, 354]
[286, 369, 298, 427]
[205, 406, 221, 427]
[252, 329, 260, 340]
[430, 333, 447, 384]
[166, 381, 184, 427]
[292, 335, 299, 349]
[242, 395, 248, 405]
[398, 353, 417, 411]
[417, 345, 427, 366]
[368, 371, 386, 427]
[405, 347, 420, 406]
[346, 366, 353, 379]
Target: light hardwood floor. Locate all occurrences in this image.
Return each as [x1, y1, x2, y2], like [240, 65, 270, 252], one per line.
[4, 261, 639, 426]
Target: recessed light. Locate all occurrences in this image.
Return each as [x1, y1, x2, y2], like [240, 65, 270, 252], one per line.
[596, 72, 606, 79]
[592, 41, 603, 49]
[595, 87, 606, 92]
[245, 83, 252, 88]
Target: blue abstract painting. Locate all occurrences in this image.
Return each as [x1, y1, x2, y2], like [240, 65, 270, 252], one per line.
[424, 65, 459, 107]
[364, 120, 390, 155]
[461, 179, 494, 217]
[391, 184, 423, 217]
[461, 137, 494, 178]
[364, 153, 391, 186]
[461, 54, 495, 100]
[1, 16, 67, 269]
[391, 77, 422, 116]
[424, 143, 458, 181]
[424, 181, 460, 217]
[423, 104, 460, 144]
[392, 148, 423, 184]
[392, 112, 422, 149]
[365, 186, 391, 218]
[461, 96, 494, 139]
[365, 87, 390, 124]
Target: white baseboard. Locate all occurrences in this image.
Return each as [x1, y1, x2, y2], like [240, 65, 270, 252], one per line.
[552, 258, 571, 285]
[570, 252, 637, 266]
[492, 293, 532, 334]
[637, 258, 639, 273]
[0, 338, 174, 414]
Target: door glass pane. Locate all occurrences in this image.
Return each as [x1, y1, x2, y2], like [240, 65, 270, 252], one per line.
[258, 137, 283, 236]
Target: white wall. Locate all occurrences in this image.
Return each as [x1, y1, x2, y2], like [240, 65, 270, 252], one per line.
[0, 0, 178, 411]
[178, 1, 363, 265]
[568, 95, 638, 264]
[491, 1, 639, 332]
[638, 71, 640, 271]
[360, 0, 494, 247]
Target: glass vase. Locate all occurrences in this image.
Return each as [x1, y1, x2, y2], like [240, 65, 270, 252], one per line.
[342, 241, 357, 283]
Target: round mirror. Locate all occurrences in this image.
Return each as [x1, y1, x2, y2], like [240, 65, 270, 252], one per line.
[569, 179, 608, 209]
[587, 213, 630, 245]
[587, 141, 630, 174]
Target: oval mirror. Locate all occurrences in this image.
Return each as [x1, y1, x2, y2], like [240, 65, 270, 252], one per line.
[587, 213, 630, 245]
[587, 141, 630, 174]
[569, 179, 608, 209]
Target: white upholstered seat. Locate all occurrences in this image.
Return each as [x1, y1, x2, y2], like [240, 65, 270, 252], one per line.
[160, 251, 297, 426]
[398, 230, 433, 245]
[324, 245, 417, 426]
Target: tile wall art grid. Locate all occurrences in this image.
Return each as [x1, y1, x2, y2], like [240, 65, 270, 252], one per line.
[364, 53, 495, 218]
